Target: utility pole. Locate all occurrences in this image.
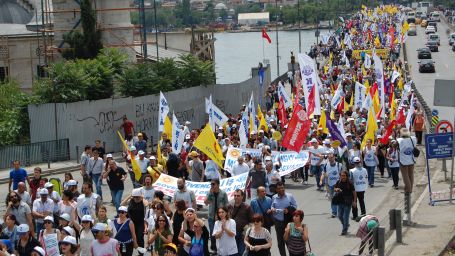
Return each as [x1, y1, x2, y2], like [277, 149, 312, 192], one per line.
[140, 0, 148, 59]
[153, 0, 159, 60]
[275, 0, 280, 77]
[298, 0, 301, 53]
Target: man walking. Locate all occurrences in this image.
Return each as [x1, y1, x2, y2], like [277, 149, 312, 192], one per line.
[229, 189, 253, 255]
[271, 182, 297, 256]
[231, 156, 250, 176]
[250, 186, 273, 231]
[173, 178, 197, 210]
[86, 149, 104, 200]
[350, 157, 368, 221]
[320, 153, 343, 217]
[8, 160, 29, 192]
[103, 160, 127, 209]
[309, 138, 325, 191]
[245, 159, 267, 199]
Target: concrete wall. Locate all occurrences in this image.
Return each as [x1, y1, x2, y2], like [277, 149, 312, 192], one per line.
[28, 65, 271, 159]
[148, 32, 192, 52]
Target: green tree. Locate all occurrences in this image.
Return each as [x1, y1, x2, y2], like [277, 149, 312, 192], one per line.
[176, 54, 215, 89]
[0, 80, 32, 145]
[62, 0, 103, 59]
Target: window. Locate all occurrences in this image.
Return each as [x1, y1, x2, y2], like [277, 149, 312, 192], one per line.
[37, 65, 47, 78]
[0, 67, 8, 81]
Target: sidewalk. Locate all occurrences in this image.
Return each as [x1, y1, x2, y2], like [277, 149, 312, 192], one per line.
[386, 160, 455, 256]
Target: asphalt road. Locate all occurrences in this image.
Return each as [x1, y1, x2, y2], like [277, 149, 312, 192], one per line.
[405, 15, 455, 123]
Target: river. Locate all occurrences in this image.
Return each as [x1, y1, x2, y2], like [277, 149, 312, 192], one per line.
[214, 29, 329, 84]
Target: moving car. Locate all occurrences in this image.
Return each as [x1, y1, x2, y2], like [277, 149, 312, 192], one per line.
[428, 34, 440, 45]
[430, 12, 440, 22]
[426, 40, 439, 52]
[418, 59, 435, 73]
[408, 27, 417, 36]
[425, 25, 435, 34]
[417, 47, 432, 59]
[449, 33, 455, 46]
[428, 21, 438, 31]
[421, 19, 428, 27]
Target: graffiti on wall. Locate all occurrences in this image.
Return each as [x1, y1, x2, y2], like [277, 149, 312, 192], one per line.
[77, 111, 125, 134]
[135, 102, 159, 134]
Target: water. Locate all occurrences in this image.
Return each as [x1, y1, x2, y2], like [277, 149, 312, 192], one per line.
[214, 29, 329, 84]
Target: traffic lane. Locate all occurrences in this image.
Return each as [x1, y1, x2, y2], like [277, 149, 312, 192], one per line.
[406, 19, 455, 122]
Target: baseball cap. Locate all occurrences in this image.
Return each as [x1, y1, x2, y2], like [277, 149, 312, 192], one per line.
[310, 138, 318, 143]
[92, 223, 107, 232]
[32, 246, 46, 256]
[60, 235, 77, 245]
[39, 188, 48, 195]
[264, 156, 272, 161]
[62, 226, 75, 237]
[130, 146, 136, 151]
[67, 180, 77, 186]
[44, 182, 54, 188]
[164, 243, 178, 253]
[81, 215, 93, 223]
[17, 224, 29, 234]
[118, 206, 128, 212]
[44, 216, 54, 223]
[60, 213, 71, 222]
[149, 156, 156, 160]
[106, 153, 113, 158]
[185, 121, 191, 125]
[345, 132, 352, 137]
[217, 133, 223, 137]
[138, 150, 145, 155]
[367, 220, 378, 231]
[132, 188, 142, 197]
[353, 157, 361, 163]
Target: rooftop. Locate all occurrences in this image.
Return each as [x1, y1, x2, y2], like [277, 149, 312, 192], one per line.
[0, 0, 33, 24]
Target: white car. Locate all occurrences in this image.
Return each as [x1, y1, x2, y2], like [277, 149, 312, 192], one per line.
[425, 26, 436, 34]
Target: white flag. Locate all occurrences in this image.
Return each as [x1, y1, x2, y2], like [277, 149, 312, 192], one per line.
[391, 70, 401, 83]
[206, 95, 229, 128]
[171, 112, 185, 153]
[331, 83, 343, 109]
[406, 94, 415, 129]
[248, 92, 257, 131]
[239, 120, 248, 149]
[373, 54, 385, 117]
[207, 95, 215, 129]
[343, 51, 350, 68]
[355, 82, 366, 110]
[298, 53, 321, 115]
[364, 54, 372, 68]
[277, 82, 292, 108]
[158, 92, 169, 132]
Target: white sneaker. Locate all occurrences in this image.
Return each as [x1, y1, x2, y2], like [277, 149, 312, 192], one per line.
[304, 181, 308, 185]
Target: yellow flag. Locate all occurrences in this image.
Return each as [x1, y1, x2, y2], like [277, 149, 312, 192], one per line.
[374, 36, 381, 47]
[193, 124, 225, 168]
[259, 116, 269, 132]
[373, 89, 380, 114]
[390, 92, 396, 121]
[318, 110, 329, 134]
[164, 115, 172, 140]
[402, 21, 409, 33]
[257, 105, 264, 121]
[364, 79, 370, 93]
[156, 141, 163, 164]
[117, 131, 142, 181]
[397, 78, 404, 91]
[361, 107, 378, 149]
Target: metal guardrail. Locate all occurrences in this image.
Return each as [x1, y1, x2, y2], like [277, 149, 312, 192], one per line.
[0, 139, 70, 169]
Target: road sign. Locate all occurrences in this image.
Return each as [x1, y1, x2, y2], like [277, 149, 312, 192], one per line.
[425, 133, 454, 159]
[434, 79, 455, 107]
[432, 109, 439, 128]
[435, 120, 454, 134]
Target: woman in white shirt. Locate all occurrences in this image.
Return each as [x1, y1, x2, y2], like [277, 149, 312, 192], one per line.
[348, 142, 362, 169]
[386, 140, 401, 190]
[213, 206, 237, 256]
[363, 139, 378, 187]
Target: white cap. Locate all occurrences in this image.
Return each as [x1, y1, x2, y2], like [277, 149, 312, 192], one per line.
[67, 180, 77, 186]
[232, 124, 237, 128]
[217, 133, 223, 137]
[310, 138, 318, 143]
[33, 246, 46, 256]
[60, 213, 71, 222]
[250, 131, 257, 135]
[347, 117, 354, 121]
[17, 224, 29, 233]
[39, 188, 48, 195]
[138, 150, 145, 155]
[92, 223, 107, 231]
[132, 188, 142, 197]
[106, 153, 113, 158]
[185, 134, 191, 139]
[258, 129, 264, 134]
[118, 206, 128, 212]
[264, 156, 272, 161]
[81, 215, 93, 223]
[149, 156, 156, 160]
[61, 235, 77, 245]
[324, 139, 331, 144]
[44, 216, 54, 223]
[345, 132, 352, 137]
[44, 182, 54, 188]
[270, 118, 275, 122]
[62, 226, 75, 237]
[353, 157, 361, 163]
[185, 121, 191, 125]
[130, 146, 136, 151]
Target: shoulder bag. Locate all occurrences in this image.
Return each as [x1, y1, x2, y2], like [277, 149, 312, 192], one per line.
[256, 200, 274, 227]
[410, 138, 420, 158]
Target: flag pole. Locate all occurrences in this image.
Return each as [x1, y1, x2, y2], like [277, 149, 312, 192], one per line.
[262, 37, 265, 63]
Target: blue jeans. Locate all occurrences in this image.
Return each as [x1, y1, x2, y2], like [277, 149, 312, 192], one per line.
[328, 186, 337, 216]
[208, 218, 216, 251]
[110, 190, 123, 210]
[310, 165, 323, 188]
[35, 222, 44, 237]
[337, 203, 351, 233]
[235, 233, 245, 255]
[91, 174, 103, 199]
[366, 166, 376, 185]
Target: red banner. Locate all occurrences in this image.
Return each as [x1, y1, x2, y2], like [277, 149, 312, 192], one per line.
[282, 103, 311, 151]
[278, 96, 288, 126]
[306, 85, 316, 116]
[380, 120, 397, 145]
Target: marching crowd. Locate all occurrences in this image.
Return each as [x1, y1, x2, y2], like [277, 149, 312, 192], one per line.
[1, 4, 424, 256]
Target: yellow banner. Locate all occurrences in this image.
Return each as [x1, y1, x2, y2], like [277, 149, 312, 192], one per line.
[193, 124, 225, 168]
[352, 49, 389, 60]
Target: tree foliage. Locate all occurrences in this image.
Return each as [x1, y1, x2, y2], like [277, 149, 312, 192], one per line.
[62, 0, 103, 59]
[0, 80, 32, 145]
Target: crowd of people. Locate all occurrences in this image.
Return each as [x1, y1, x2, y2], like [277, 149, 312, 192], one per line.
[1, 4, 424, 256]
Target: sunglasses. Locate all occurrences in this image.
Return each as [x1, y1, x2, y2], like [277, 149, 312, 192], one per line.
[118, 211, 126, 214]
[92, 230, 100, 234]
[158, 219, 166, 222]
[60, 242, 70, 246]
[82, 221, 91, 224]
[44, 221, 53, 224]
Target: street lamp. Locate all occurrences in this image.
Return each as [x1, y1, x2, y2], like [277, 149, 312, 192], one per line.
[275, 1, 281, 77]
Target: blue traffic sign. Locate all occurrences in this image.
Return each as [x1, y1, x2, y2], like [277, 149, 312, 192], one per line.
[432, 109, 439, 116]
[425, 133, 454, 159]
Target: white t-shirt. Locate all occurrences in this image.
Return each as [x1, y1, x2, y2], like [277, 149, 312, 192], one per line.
[363, 146, 377, 167]
[309, 146, 324, 166]
[397, 136, 417, 165]
[140, 186, 155, 202]
[91, 238, 119, 256]
[324, 162, 342, 187]
[135, 157, 150, 174]
[213, 219, 238, 256]
[388, 149, 400, 168]
[231, 162, 250, 176]
[32, 198, 54, 224]
[350, 167, 368, 192]
[266, 170, 281, 195]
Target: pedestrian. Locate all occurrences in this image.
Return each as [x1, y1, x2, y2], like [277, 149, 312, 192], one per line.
[186, 151, 205, 182]
[86, 149, 105, 199]
[59, 236, 78, 256]
[413, 106, 425, 145]
[28, 167, 43, 201]
[148, 213, 173, 256]
[174, 178, 197, 210]
[284, 210, 309, 256]
[38, 216, 61, 248]
[96, 205, 116, 238]
[62, 172, 74, 191]
[5, 191, 34, 236]
[14, 224, 40, 256]
[178, 207, 197, 255]
[397, 128, 417, 194]
[334, 170, 357, 235]
[308, 138, 325, 191]
[1, 214, 19, 248]
[320, 153, 343, 218]
[348, 142, 362, 169]
[32, 188, 54, 235]
[42, 182, 62, 225]
[67, 180, 80, 198]
[76, 182, 101, 221]
[29, 246, 46, 256]
[80, 145, 92, 183]
[140, 174, 156, 203]
[119, 116, 135, 138]
[8, 160, 29, 192]
[265, 160, 280, 198]
[213, 206, 237, 256]
[363, 139, 377, 187]
[386, 140, 400, 189]
[92, 139, 106, 159]
[244, 214, 273, 256]
[245, 159, 267, 200]
[350, 157, 368, 221]
[204, 178, 229, 253]
[14, 182, 31, 206]
[271, 182, 297, 256]
[228, 189, 253, 255]
[189, 218, 210, 256]
[148, 156, 164, 182]
[356, 215, 379, 255]
[72, 215, 95, 256]
[136, 150, 150, 183]
[58, 190, 76, 220]
[114, 206, 139, 256]
[91, 223, 120, 256]
[250, 187, 273, 232]
[171, 200, 186, 245]
[231, 156, 250, 176]
[103, 159, 127, 210]
[135, 133, 148, 153]
[122, 188, 148, 255]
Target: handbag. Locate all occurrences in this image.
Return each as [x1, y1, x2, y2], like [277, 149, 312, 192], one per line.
[410, 138, 420, 157]
[307, 236, 316, 256]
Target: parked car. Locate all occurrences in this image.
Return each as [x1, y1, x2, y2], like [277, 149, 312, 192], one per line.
[417, 48, 432, 59]
[449, 33, 455, 46]
[428, 34, 440, 45]
[425, 25, 436, 34]
[418, 59, 435, 73]
[428, 21, 438, 31]
[426, 40, 439, 52]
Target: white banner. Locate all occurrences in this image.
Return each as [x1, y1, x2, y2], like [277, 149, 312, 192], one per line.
[331, 83, 343, 109]
[158, 92, 169, 132]
[43, 233, 60, 256]
[406, 94, 415, 129]
[223, 147, 309, 176]
[373, 54, 385, 117]
[364, 54, 372, 68]
[153, 173, 249, 205]
[355, 82, 366, 110]
[278, 82, 292, 108]
[171, 113, 185, 153]
[298, 53, 321, 115]
[239, 120, 248, 149]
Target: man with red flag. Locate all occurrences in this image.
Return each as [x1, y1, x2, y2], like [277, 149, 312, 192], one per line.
[262, 27, 272, 43]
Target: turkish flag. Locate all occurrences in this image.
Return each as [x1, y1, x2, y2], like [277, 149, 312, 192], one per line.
[262, 27, 272, 44]
[306, 85, 316, 116]
[278, 96, 288, 126]
[282, 103, 311, 152]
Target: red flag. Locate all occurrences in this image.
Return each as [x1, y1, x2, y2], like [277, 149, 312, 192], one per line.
[306, 85, 316, 116]
[282, 103, 311, 152]
[278, 96, 288, 126]
[262, 27, 272, 44]
[337, 96, 345, 113]
[380, 120, 397, 145]
[396, 108, 406, 125]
